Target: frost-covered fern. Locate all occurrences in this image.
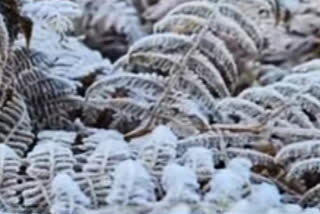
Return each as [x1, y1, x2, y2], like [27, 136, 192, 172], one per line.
[50, 173, 89, 214]
[106, 160, 155, 206]
[0, 0, 319, 213]
[0, 88, 34, 157]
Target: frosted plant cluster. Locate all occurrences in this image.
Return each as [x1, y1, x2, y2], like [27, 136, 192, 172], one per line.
[0, 0, 319, 214]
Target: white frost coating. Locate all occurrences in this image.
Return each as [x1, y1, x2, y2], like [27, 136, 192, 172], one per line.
[23, 0, 81, 19]
[85, 129, 124, 141]
[137, 125, 178, 150]
[303, 208, 320, 214]
[23, 0, 81, 34]
[0, 144, 19, 158]
[174, 98, 209, 125]
[278, 0, 299, 13]
[205, 158, 252, 206]
[224, 199, 253, 214]
[266, 204, 302, 214]
[37, 130, 77, 148]
[130, 125, 177, 155]
[94, 139, 129, 156]
[227, 157, 253, 179]
[0, 14, 8, 65]
[51, 173, 89, 214]
[46, 37, 107, 79]
[71, 59, 113, 81]
[249, 183, 281, 210]
[14, 19, 106, 82]
[26, 142, 75, 180]
[226, 183, 300, 214]
[292, 59, 320, 74]
[162, 163, 200, 204]
[151, 125, 179, 143]
[29, 141, 70, 154]
[83, 139, 131, 175]
[131, 125, 178, 179]
[106, 160, 155, 206]
[83, 129, 125, 151]
[52, 173, 89, 204]
[131, 125, 177, 147]
[166, 203, 192, 214]
[181, 147, 214, 182]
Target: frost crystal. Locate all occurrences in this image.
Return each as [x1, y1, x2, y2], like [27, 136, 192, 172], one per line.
[205, 158, 252, 206]
[51, 173, 89, 214]
[162, 163, 200, 204]
[106, 160, 155, 206]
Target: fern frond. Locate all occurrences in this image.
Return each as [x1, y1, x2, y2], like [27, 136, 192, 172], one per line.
[226, 148, 276, 170]
[81, 129, 125, 156]
[0, 88, 34, 157]
[239, 87, 286, 110]
[37, 130, 77, 148]
[271, 128, 320, 146]
[128, 33, 192, 55]
[193, 32, 238, 90]
[129, 32, 238, 91]
[167, 1, 263, 49]
[177, 132, 266, 156]
[128, 51, 230, 97]
[294, 94, 320, 128]
[83, 98, 150, 132]
[0, 14, 9, 65]
[73, 173, 112, 208]
[142, 0, 191, 22]
[17, 68, 82, 129]
[176, 74, 220, 122]
[217, 98, 264, 123]
[161, 163, 200, 203]
[282, 72, 320, 87]
[17, 69, 75, 104]
[23, 0, 81, 20]
[292, 59, 320, 74]
[257, 65, 289, 86]
[299, 183, 320, 207]
[216, 3, 264, 50]
[305, 82, 320, 102]
[23, 0, 80, 35]
[106, 160, 155, 206]
[154, 14, 258, 59]
[133, 125, 177, 180]
[83, 139, 131, 176]
[286, 158, 320, 182]
[2, 48, 47, 87]
[181, 147, 214, 182]
[279, 107, 315, 129]
[21, 179, 51, 212]
[0, 145, 22, 211]
[85, 73, 165, 101]
[275, 140, 320, 166]
[26, 142, 75, 181]
[50, 173, 89, 214]
[267, 82, 300, 98]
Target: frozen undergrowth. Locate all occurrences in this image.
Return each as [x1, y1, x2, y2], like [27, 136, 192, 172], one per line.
[0, 0, 320, 214]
